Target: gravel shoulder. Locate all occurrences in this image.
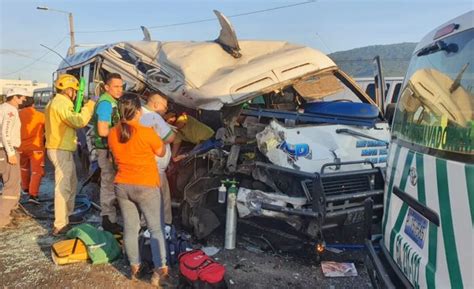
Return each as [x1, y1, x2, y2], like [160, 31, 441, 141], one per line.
[0, 159, 374, 289]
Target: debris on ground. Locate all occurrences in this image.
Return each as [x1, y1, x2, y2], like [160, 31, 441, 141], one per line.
[0, 161, 373, 288]
[202, 246, 220, 256]
[321, 261, 358, 277]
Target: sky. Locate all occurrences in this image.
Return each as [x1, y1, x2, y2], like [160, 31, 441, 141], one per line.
[0, 0, 472, 83]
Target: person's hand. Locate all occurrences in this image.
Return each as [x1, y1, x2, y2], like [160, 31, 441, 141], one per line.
[7, 154, 17, 165]
[172, 154, 187, 162]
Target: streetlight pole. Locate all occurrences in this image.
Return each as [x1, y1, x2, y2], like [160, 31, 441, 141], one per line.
[37, 6, 76, 56]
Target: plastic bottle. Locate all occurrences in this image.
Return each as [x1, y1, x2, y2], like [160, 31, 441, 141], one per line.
[218, 183, 227, 204]
[225, 179, 239, 250]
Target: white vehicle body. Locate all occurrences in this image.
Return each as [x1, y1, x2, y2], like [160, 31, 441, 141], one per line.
[57, 11, 390, 240]
[366, 10, 473, 289]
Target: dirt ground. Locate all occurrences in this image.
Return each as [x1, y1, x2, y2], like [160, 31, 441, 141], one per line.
[0, 160, 374, 289]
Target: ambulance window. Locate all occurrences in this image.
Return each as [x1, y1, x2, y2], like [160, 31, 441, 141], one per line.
[392, 28, 474, 157]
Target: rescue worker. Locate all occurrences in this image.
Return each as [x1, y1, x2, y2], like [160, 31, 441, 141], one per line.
[19, 93, 45, 205]
[140, 92, 175, 225]
[0, 87, 27, 228]
[166, 113, 214, 162]
[92, 72, 123, 234]
[108, 93, 175, 287]
[45, 74, 96, 236]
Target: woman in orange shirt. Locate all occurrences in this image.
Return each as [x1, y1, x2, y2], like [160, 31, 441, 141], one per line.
[108, 93, 173, 287]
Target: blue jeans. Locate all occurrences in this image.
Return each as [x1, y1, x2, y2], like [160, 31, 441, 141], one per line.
[115, 183, 166, 268]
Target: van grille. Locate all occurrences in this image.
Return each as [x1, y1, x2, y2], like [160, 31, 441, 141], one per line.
[322, 175, 371, 195]
[301, 174, 375, 200]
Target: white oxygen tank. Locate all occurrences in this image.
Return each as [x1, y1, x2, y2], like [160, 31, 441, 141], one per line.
[224, 180, 238, 250]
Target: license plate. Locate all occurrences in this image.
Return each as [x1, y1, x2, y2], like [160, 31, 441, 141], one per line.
[344, 210, 365, 225]
[404, 208, 428, 249]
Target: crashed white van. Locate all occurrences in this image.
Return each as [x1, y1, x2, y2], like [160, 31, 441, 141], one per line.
[58, 11, 390, 240]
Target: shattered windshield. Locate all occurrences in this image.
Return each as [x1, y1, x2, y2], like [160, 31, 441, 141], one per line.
[392, 28, 474, 156]
[246, 71, 367, 112]
[294, 72, 364, 103]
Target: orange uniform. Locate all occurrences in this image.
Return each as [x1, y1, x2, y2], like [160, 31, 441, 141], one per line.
[108, 120, 164, 187]
[19, 106, 45, 197]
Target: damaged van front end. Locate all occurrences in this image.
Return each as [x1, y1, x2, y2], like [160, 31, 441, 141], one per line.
[58, 11, 390, 243]
[143, 24, 390, 240]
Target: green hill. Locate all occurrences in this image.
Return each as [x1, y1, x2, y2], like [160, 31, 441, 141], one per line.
[328, 42, 417, 77]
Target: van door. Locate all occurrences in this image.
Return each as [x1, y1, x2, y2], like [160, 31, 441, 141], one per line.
[373, 55, 386, 116]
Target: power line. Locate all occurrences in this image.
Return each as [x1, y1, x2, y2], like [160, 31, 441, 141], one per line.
[0, 49, 59, 66]
[0, 37, 67, 77]
[76, 0, 316, 34]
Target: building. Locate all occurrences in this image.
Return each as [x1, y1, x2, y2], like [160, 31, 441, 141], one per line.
[0, 79, 49, 96]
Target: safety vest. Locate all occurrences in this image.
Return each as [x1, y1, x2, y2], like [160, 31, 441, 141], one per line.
[93, 93, 120, 149]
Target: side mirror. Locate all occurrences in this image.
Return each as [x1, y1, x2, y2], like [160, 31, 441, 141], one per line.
[385, 103, 396, 126]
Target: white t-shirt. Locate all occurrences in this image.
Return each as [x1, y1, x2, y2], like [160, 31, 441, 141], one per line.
[140, 106, 173, 172]
[0, 102, 21, 156]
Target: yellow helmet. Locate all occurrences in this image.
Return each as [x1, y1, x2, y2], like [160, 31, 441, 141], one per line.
[176, 113, 188, 125]
[55, 74, 79, 91]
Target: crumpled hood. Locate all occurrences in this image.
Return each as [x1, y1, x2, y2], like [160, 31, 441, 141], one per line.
[147, 40, 337, 110]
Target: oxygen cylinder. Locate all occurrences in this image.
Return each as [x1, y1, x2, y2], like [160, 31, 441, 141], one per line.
[224, 179, 238, 250]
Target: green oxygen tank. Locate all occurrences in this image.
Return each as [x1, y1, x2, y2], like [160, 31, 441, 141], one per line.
[74, 77, 86, 113]
[225, 179, 239, 250]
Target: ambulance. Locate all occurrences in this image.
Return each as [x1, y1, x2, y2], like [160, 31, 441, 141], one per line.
[365, 10, 473, 289]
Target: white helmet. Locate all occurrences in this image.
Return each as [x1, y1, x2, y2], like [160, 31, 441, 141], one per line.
[5, 87, 32, 98]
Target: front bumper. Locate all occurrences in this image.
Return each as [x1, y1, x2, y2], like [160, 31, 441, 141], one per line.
[365, 238, 414, 289]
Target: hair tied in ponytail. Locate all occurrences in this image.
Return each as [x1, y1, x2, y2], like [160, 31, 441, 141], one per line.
[117, 92, 142, 143]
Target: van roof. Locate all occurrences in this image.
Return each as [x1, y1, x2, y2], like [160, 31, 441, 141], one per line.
[414, 10, 473, 54]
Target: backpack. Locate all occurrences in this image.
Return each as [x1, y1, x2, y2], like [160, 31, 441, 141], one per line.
[166, 225, 193, 266]
[139, 225, 192, 267]
[66, 224, 122, 265]
[178, 250, 227, 289]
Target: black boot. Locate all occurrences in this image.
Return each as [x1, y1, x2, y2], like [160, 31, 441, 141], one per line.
[102, 215, 123, 234]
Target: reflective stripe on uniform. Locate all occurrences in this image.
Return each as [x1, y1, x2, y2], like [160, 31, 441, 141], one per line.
[1, 195, 19, 200]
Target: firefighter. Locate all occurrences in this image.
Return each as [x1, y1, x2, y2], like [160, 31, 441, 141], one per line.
[45, 74, 96, 236]
[0, 87, 27, 229]
[165, 113, 214, 162]
[18, 92, 45, 204]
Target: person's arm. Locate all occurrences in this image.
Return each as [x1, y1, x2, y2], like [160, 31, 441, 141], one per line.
[155, 114, 176, 144]
[58, 100, 96, 129]
[149, 129, 165, 157]
[96, 101, 113, 137]
[171, 138, 181, 158]
[39, 112, 46, 148]
[97, 121, 110, 137]
[163, 131, 176, 144]
[1, 111, 17, 164]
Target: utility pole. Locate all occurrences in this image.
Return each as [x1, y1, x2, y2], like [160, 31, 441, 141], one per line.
[37, 6, 76, 56]
[67, 12, 75, 55]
